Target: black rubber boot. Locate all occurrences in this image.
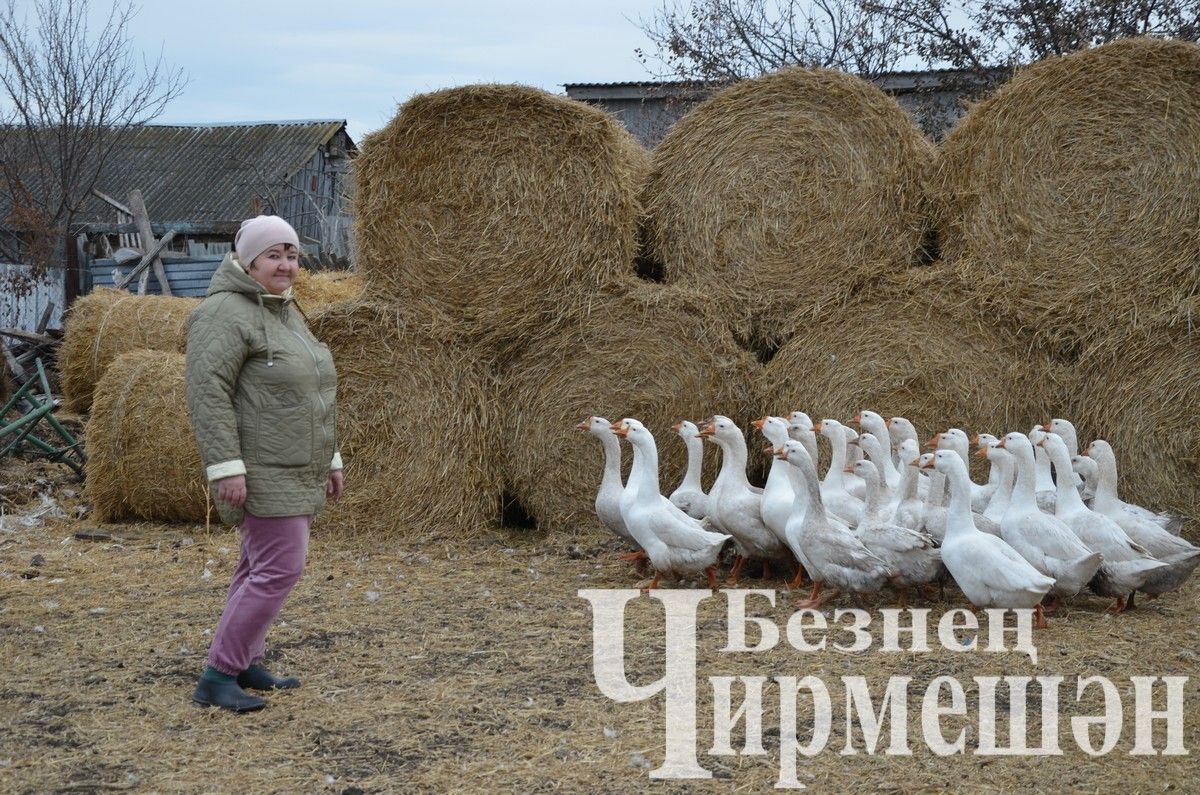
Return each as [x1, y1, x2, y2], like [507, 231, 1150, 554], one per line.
[237, 664, 300, 691]
[192, 677, 266, 712]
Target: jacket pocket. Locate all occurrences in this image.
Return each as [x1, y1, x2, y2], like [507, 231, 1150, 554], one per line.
[254, 404, 313, 467]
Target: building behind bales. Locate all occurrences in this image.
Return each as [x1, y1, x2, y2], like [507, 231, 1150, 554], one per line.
[0, 120, 357, 333]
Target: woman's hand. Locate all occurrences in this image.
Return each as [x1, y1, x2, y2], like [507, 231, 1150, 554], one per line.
[216, 475, 247, 506]
[327, 470, 345, 501]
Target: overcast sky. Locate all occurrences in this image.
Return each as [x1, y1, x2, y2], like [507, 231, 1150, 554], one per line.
[112, 0, 667, 143]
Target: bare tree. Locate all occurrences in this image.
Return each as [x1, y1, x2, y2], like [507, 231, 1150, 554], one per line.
[636, 0, 910, 80]
[0, 0, 185, 272]
[637, 0, 1200, 85]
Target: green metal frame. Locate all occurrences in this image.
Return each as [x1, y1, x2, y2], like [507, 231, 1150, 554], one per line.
[0, 358, 85, 477]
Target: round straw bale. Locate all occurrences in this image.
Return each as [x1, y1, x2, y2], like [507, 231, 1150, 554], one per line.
[307, 299, 503, 537]
[935, 37, 1200, 350]
[643, 67, 936, 353]
[1066, 330, 1200, 531]
[497, 282, 759, 531]
[292, 269, 362, 309]
[59, 288, 198, 413]
[354, 84, 650, 355]
[85, 350, 210, 523]
[760, 266, 1066, 451]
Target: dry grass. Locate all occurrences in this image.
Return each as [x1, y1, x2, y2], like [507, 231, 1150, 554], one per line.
[1066, 327, 1200, 528]
[292, 269, 363, 310]
[83, 350, 212, 524]
[759, 266, 1067, 448]
[935, 37, 1200, 351]
[307, 299, 504, 537]
[58, 289, 198, 413]
[353, 84, 650, 357]
[1, 454, 1198, 793]
[496, 282, 758, 531]
[642, 67, 936, 353]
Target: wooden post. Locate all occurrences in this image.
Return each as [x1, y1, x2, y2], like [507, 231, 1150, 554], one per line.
[126, 189, 173, 296]
[113, 230, 178, 291]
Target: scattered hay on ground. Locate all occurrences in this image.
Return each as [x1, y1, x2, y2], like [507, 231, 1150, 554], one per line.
[58, 288, 197, 413]
[1, 499, 1197, 793]
[497, 282, 759, 531]
[353, 84, 649, 356]
[935, 37, 1200, 349]
[308, 299, 503, 537]
[760, 266, 1067, 449]
[1067, 329, 1200, 528]
[84, 350, 211, 523]
[642, 67, 936, 353]
[291, 269, 362, 309]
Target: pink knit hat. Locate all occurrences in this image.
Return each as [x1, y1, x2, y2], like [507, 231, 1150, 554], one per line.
[234, 215, 300, 268]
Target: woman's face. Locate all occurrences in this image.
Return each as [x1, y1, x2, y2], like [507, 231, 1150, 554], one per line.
[247, 244, 299, 295]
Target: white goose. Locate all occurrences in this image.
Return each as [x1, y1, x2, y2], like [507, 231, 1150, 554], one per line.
[892, 439, 925, 531]
[851, 459, 940, 607]
[755, 415, 806, 586]
[855, 410, 902, 491]
[814, 418, 864, 528]
[925, 432, 1003, 539]
[1051, 417, 1185, 535]
[1039, 432, 1166, 612]
[701, 415, 788, 582]
[776, 440, 893, 608]
[577, 416, 639, 556]
[668, 420, 708, 520]
[887, 416, 919, 470]
[612, 419, 730, 590]
[978, 437, 1015, 526]
[1028, 425, 1058, 513]
[854, 432, 897, 514]
[786, 411, 820, 466]
[1085, 439, 1200, 605]
[921, 450, 1055, 626]
[1072, 453, 1099, 503]
[997, 432, 1104, 608]
[940, 428, 996, 512]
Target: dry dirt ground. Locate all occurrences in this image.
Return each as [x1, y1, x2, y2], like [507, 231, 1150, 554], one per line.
[2, 457, 1199, 794]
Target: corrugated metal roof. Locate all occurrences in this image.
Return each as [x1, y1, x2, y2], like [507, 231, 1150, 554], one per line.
[66, 120, 352, 224]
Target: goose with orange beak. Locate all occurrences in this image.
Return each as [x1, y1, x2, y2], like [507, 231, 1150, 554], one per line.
[704, 415, 787, 584]
[996, 432, 1103, 612]
[1038, 432, 1166, 614]
[1084, 439, 1200, 608]
[667, 420, 708, 520]
[756, 415, 810, 589]
[919, 450, 1055, 628]
[612, 418, 731, 592]
[814, 418, 865, 527]
[577, 416, 642, 562]
[776, 440, 893, 609]
[851, 458, 940, 608]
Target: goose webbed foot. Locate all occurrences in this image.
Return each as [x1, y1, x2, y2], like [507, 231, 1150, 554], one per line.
[1034, 603, 1050, 629]
[724, 554, 747, 586]
[786, 566, 806, 590]
[640, 570, 663, 596]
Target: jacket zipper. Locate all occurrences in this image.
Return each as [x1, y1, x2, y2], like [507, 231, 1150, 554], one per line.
[288, 326, 332, 461]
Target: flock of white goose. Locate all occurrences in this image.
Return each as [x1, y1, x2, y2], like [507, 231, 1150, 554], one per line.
[578, 412, 1200, 626]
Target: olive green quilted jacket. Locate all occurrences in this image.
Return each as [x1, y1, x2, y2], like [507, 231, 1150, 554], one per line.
[185, 253, 340, 524]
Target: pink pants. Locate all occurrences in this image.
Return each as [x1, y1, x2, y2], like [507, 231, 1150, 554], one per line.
[207, 513, 311, 676]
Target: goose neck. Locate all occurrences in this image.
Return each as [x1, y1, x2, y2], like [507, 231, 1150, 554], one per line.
[682, 435, 704, 491]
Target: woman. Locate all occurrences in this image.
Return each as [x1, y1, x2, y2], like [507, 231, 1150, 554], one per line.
[185, 215, 343, 712]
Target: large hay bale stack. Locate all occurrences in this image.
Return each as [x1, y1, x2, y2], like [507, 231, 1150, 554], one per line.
[1067, 332, 1200, 531]
[935, 37, 1200, 350]
[292, 269, 362, 309]
[59, 289, 197, 413]
[85, 350, 210, 523]
[354, 84, 650, 355]
[759, 268, 1066, 446]
[643, 68, 936, 353]
[308, 299, 503, 536]
[498, 283, 759, 531]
